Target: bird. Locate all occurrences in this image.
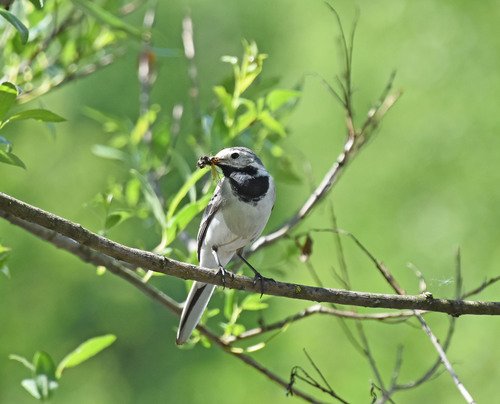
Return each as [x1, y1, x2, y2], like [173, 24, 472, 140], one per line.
[176, 147, 275, 345]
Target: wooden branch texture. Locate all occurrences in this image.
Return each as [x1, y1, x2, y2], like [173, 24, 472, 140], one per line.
[1, 191, 499, 316]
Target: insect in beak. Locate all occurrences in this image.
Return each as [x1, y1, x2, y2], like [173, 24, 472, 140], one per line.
[197, 155, 219, 180]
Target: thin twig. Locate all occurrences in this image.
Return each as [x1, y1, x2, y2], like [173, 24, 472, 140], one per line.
[223, 305, 419, 343]
[341, 229, 476, 403]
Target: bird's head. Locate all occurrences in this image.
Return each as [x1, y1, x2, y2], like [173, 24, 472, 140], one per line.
[197, 147, 265, 176]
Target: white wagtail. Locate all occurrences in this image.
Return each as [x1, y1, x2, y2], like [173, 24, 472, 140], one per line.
[176, 147, 275, 345]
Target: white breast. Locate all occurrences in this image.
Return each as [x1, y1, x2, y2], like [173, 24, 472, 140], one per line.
[201, 176, 275, 258]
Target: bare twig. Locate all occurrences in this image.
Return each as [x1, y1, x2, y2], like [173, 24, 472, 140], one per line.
[287, 349, 349, 403]
[462, 274, 500, 299]
[223, 305, 419, 343]
[341, 229, 476, 403]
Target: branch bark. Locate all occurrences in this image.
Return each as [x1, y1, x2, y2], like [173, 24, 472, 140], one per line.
[1, 192, 499, 316]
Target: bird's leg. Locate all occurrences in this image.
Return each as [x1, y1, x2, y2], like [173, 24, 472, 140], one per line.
[237, 251, 274, 297]
[211, 246, 232, 288]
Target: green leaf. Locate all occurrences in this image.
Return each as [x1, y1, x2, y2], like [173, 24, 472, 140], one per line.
[92, 144, 128, 161]
[125, 177, 141, 206]
[6, 108, 66, 123]
[0, 82, 18, 121]
[166, 167, 208, 221]
[164, 193, 212, 245]
[0, 9, 29, 44]
[266, 89, 301, 112]
[241, 294, 269, 311]
[32, 351, 58, 400]
[34, 351, 56, 380]
[259, 110, 286, 137]
[105, 210, 131, 230]
[9, 354, 35, 371]
[223, 289, 235, 320]
[130, 106, 159, 145]
[0, 149, 26, 169]
[29, 0, 45, 9]
[56, 334, 116, 379]
[131, 169, 166, 229]
[213, 85, 235, 126]
[71, 0, 143, 38]
[232, 98, 257, 137]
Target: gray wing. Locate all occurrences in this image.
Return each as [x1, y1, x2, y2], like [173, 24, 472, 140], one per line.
[197, 180, 224, 261]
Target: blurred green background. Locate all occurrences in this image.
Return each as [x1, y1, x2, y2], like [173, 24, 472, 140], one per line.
[2, 0, 500, 402]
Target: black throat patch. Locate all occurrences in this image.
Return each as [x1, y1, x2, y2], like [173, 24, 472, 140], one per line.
[219, 164, 269, 204]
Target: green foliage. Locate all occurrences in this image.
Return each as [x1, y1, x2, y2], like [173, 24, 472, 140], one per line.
[71, 0, 143, 39]
[0, 82, 65, 168]
[219, 289, 270, 342]
[9, 335, 116, 401]
[0, 242, 11, 278]
[0, 8, 29, 44]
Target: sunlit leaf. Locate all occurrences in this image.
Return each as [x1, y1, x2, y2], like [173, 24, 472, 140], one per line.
[232, 99, 257, 137]
[92, 144, 128, 161]
[6, 109, 66, 123]
[259, 110, 286, 137]
[0, 9, 29, 44]
[164, 193, 212, 245]
[0, 82, 18, 121]
[223, 289, 235, 320]
[125, 178, 141, 207]
[130, 106, 159, 145]
[166, 167, 208, 221]
[131, 169, 166, 229]
[56, 334, 116, 379]
[266, 89, 301, 112]
[28, 0, 45, 9]
[241, 293, 269, 311]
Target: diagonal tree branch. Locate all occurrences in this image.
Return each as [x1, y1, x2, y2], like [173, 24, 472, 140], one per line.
[1, 192, 499, 316]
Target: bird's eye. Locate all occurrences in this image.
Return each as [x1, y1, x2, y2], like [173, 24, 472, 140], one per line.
[231, 152, 240, 159]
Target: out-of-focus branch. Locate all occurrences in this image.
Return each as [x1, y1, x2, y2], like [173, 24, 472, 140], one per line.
[1, 192, 499, 316]
[182, 14, 202, 140]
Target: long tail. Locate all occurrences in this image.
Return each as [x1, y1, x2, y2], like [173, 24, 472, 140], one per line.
[176, 281, 216, 345]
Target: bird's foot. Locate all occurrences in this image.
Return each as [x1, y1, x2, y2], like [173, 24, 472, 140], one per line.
[216, 266, 233, 289]
[252, 271, 275, 297]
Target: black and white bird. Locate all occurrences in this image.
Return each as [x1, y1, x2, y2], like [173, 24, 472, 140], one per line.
[176, 147, 275, 345]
